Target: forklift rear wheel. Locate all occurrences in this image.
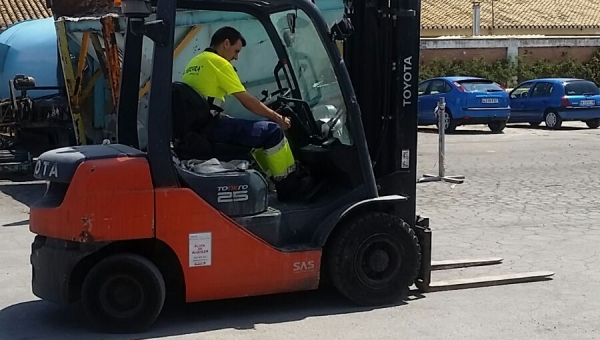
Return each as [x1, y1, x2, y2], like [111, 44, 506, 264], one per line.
[81, 253, 166, 333]
[327, 212, 421, 306]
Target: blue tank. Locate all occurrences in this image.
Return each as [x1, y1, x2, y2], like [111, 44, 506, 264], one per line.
[0, 17, 60, 99]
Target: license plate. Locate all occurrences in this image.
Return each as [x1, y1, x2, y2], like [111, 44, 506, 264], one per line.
[481, 98, 498, 104]
[580, 100, 595, 106]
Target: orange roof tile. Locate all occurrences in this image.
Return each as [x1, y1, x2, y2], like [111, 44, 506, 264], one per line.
[422, 0, 600, 30]
[1, 0, 598, 32]
[0, 0, 52, 29]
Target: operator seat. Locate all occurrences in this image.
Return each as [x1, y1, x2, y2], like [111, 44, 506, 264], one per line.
[170, 81, 251, 161]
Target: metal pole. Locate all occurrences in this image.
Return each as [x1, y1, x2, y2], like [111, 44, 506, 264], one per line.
[418, 96, 465, 184]
[472, 1, 481, 36]
[438, 97, 445, 178]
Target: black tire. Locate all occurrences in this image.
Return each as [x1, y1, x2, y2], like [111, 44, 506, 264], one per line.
[81, 254, 166, 333]
[487, 121, 507, 133]
[585, 118, 600, 129]
[327, 212, 421, 306]
[544, 110, 562, 129]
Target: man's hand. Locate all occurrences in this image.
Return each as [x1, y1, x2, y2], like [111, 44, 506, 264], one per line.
[233, 91, 292, 130]
[275, 114, 291, 130]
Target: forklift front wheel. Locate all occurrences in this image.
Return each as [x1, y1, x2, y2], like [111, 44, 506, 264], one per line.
[81, 253, 166, 333]
[327, 212, 421, 306]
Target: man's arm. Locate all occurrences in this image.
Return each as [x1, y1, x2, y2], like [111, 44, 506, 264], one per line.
[216, 62, 290, 129]
[233, 91, 291, 130]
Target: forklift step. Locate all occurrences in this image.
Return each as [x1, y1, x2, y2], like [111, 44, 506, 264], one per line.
[431, 257, 503, 270]
[422, 271, 554, 293]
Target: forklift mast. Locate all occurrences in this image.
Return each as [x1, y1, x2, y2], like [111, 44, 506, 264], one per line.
[342, 0, 420, 219]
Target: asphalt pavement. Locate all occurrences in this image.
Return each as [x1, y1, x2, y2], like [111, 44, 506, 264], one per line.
[0, 122, 599, 340]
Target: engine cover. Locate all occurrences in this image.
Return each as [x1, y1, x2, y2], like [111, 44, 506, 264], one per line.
[33, 144, 145, 183]
[175, 164, 268, 217]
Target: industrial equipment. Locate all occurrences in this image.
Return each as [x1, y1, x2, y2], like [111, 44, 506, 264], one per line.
[0, 75, 72, 174]
[29, 0, 554, 333]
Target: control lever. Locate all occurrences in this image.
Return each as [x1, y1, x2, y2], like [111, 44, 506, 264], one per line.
[327, 107, 345, 129]
[278, 103, 314, 139]
[260, 89, 270, 103]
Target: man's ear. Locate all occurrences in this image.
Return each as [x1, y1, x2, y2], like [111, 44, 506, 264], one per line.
[223, 39, 231, 48]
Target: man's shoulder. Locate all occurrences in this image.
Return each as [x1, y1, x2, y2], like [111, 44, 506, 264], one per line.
[196, 51, 229, 67]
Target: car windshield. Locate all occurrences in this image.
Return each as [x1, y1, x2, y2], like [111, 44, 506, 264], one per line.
[270, 9, 351, 145]
[457, 80, 504, 92]
[564, 80, 600, 95]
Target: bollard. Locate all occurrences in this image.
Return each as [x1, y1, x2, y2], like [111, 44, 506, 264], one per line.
[437, 97, 446, 178]
[418, 97, 465, 184]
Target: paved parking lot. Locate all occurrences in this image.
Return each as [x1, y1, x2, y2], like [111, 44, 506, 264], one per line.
[1, 122, 599, 340]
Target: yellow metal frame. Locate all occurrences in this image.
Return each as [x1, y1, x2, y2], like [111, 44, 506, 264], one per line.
[139, 25, 203, 98]
[74, 32, 90, 105]
[55, 20, 203, 146]
[81, 70, 102, 100]
[55, 20, 88, 145]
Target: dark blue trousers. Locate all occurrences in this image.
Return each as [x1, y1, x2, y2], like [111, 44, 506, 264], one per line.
[209, 117, 283, 150]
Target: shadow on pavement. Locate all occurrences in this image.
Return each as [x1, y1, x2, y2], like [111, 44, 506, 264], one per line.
[0, 288, 424, 340]
[2, 219, 30, 227]
[0, 181, 45, 208]
[418, 127, 499, 135]
[506, 123, 592, 131]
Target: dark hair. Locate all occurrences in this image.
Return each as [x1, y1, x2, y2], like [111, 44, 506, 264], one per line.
[210, 26, 247, 47]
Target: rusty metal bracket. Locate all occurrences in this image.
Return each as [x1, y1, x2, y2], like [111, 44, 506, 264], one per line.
[55, 20, 87, 146]
[101, 16, 122, 106]
[73, 32, 90, 106]
[90, 33, 110, 82]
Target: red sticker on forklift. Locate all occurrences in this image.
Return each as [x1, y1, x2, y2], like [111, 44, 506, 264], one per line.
[189, 232, 212, 267]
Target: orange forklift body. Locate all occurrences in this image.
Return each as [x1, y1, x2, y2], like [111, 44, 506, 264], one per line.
[30, 157, 321, 303]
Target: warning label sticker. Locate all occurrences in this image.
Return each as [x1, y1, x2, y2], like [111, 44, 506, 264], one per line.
[189, 232, 212, 267]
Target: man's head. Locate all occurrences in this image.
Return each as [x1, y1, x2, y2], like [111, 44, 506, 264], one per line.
[210, 26, 247, 61]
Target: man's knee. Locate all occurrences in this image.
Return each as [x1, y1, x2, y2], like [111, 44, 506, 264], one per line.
[253, 120, 283, 150]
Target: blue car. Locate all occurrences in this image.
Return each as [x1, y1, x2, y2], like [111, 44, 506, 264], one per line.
[509, 78, 600, 129]
[418, 76, 511, 133]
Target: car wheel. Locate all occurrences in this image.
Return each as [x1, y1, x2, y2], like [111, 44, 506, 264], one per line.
[435, 109, 456, 134]
[544, 111, 562, 129]
[488, 121, 507, 133]
[585, 118, 600, 129]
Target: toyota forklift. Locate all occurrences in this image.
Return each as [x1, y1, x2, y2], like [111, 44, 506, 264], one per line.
[29, 0, 553, 333]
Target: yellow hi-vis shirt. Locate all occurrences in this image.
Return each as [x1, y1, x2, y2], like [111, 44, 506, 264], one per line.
[182, 50, 246, 103]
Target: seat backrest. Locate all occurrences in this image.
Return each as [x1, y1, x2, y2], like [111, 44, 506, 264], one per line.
[171, 81, 213, 140]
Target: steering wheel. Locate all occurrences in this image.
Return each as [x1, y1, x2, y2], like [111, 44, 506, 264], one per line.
[261, 88, 292, 106]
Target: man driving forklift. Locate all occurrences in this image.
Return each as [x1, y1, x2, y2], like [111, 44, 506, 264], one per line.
[182, 26, 313, 202]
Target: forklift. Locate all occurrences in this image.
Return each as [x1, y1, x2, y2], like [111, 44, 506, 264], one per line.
[29, 0, 553, 333]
